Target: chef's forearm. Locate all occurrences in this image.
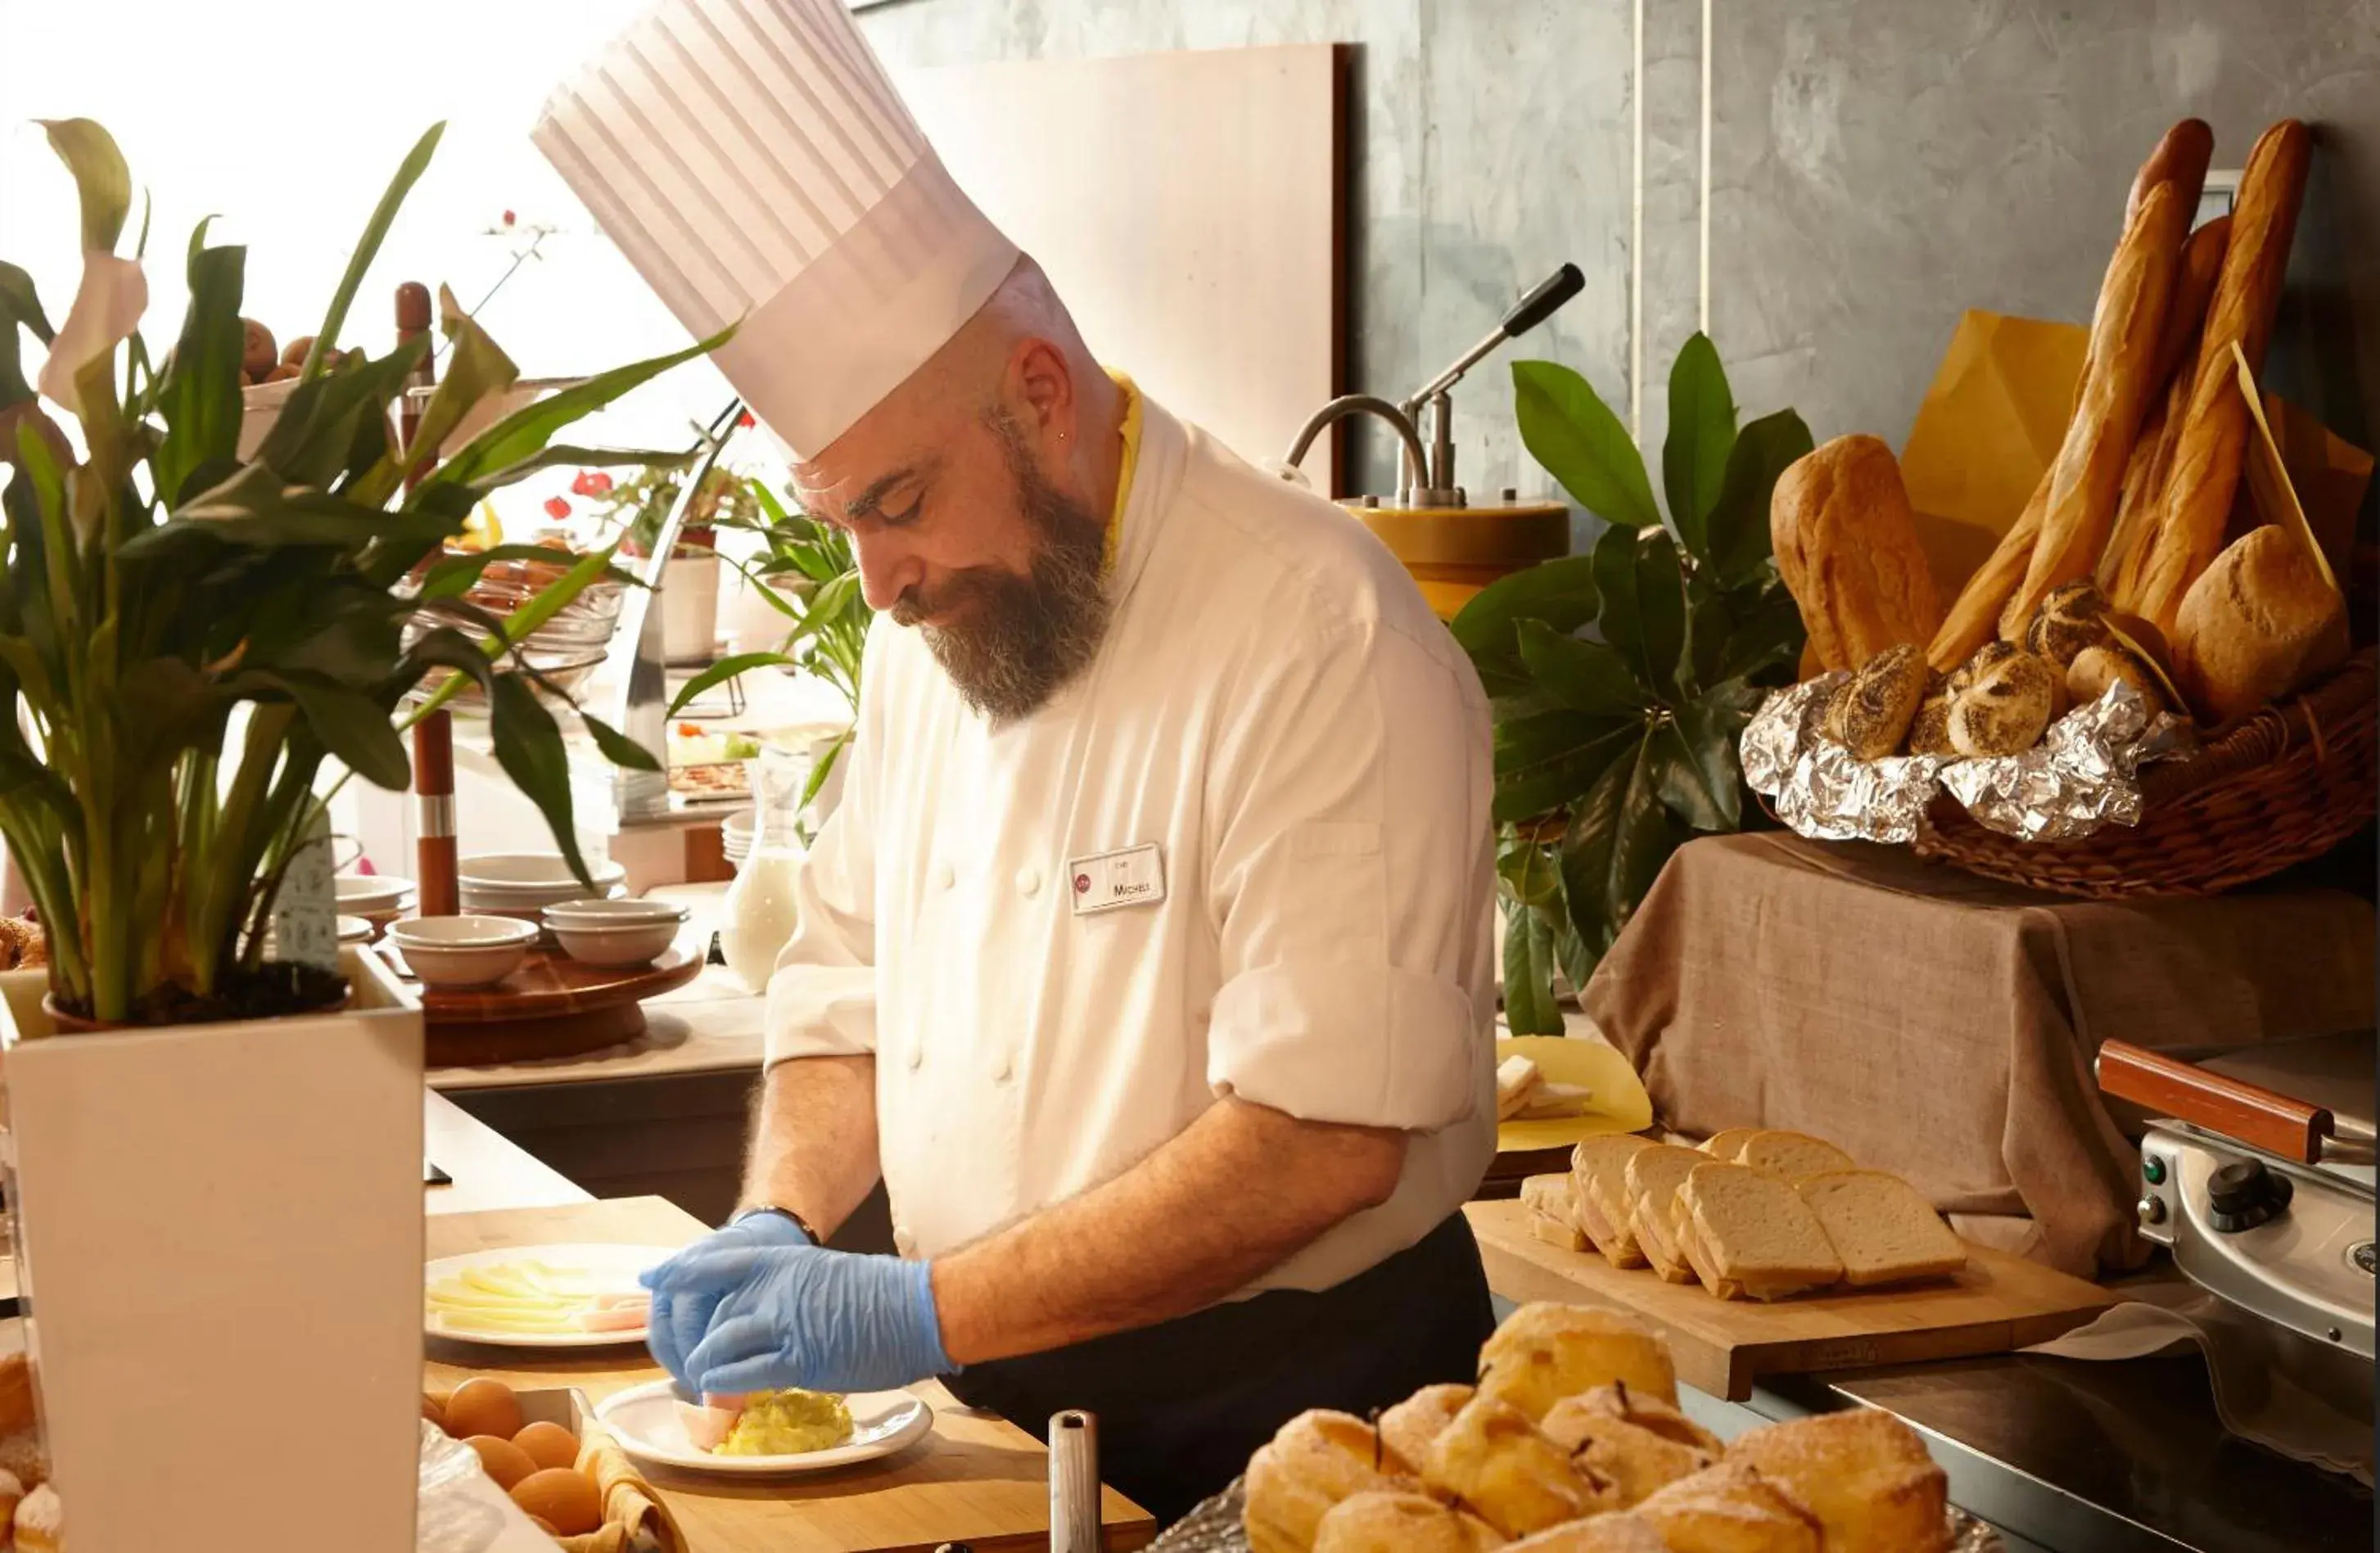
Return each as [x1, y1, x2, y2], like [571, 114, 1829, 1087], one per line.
[928, 1097, 1406, 1366]
[741, 1054, 882, 1242]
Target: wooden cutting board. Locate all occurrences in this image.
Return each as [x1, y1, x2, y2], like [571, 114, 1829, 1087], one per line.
[1466, 1199, 2116, 1401]
[426, 1199, 1157, 1553]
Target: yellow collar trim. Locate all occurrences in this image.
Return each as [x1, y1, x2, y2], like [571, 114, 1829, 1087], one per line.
[1104, 368, 1142, 574]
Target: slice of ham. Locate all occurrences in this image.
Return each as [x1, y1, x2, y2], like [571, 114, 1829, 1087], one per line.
[573, 1305, 650, 1333]
[672, 1393, 752, 1452]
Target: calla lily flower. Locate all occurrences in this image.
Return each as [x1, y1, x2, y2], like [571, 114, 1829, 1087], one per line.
[36, 250, 146, 418]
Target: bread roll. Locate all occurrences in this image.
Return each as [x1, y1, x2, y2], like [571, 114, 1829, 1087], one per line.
[1376, 1385, 1472, 1479]
[1947, 650, 2062, 757]
[2126, 120, 2315, 635]
[2066, 644, 2163, 712]
[1476, 1302, 1678, 1419]
[1727, 1410, 1952, 1553]
[1771, 436, 1942, 672]
[1244, 1411, 1417, 1553]
[1929, 472, 2046, 670]
[1312, 1492, 1502, 1553]
[1907, 696, 1955, 756]
[1822, 643, 1927, 760]
[1423, 1393, 1618, 1539]
[2001, 182, 2190, 637]
[2171, 525, 2348, 725]
[2022, 580, 2114, 669]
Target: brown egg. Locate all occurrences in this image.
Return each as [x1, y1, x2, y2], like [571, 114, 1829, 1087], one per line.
[513, 1420, 580, 1472]
[463, 1435, 537, 1492]
[421, 1396, 445, 1429]
[510, 1467, 603, 1536]
[526, 1517, 558, 1536]
[241, 318, 278, 378]
[443, 1378, 524, 1442]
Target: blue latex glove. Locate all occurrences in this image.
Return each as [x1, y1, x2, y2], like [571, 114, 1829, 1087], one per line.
[673, 1242, 954, 1397]
[640, 1212, 813, 1391]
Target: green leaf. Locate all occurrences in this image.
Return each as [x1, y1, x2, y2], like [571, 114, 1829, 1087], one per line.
[273, 673, 409, 790]
[1511, 360, 1662, 531]
[1550, 904, 1596, 998]
[1647, 717, 1731, 832]
[487, 673, 594, 889]
[1515, 620, 1647, 716]
[1635, 529, 1689, 702]
[580, 712, 661, 773]
[152, 239, 247, 508]
[1501, 898, 1565, 1036]
[253, 340, 426, 490]
[1706, 409, 1814, 589]
[305, 122, 444, 382]
[0, 263, 54, 344]
[418, 544, 620, 602]
[666, 651, 797, 718]
[1661, 332, 1736, 558]
[1492, 712, 1639, 826]
[1669, 680, 1764, 833]
[798, 727, 851, 813]
[1592, 521, 1644, 678]
[1560, 731, 1675, 948]
[351, 284, 518, 508]
[1449, 554, 1598, 697]
[421, 325, 735, 494]
[1715, 585, 1806, 685]
[38, 119, 132, 253]
[457, 445, 692, 501]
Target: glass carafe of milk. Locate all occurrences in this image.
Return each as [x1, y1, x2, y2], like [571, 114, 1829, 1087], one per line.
[720, 746, 811, 993]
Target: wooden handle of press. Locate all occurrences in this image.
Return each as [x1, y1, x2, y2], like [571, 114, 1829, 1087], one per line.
[413, 714, 458, 919]
[2095, 1039, 2333, 1163]
[1046, 1411, 1102, 1553]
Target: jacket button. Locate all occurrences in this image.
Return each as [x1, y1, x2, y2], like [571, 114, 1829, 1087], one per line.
[992, 1054, 1014, 1082]
[907, 1045, 924, 1071]
[1015, 866, 1041, 896]
[935, 862, 955, 891]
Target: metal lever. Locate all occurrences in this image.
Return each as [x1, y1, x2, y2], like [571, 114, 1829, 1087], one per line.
[1047, 1410, 1102, 1553]
[1407, 262, 1584, 408]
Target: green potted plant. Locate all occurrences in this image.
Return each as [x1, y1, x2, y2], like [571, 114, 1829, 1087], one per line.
[1454, 335, 1811, 1034]
[0, 119, 725, 1553]
[576, 458, 764, 662]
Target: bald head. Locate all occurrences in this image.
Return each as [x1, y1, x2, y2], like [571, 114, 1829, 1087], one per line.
[793, 257, 1128, 722]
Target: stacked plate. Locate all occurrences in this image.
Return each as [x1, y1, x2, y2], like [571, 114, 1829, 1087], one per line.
[458, 854, 630, 918]
[336, 874, 415, 932]
[722, 810, 753, 868]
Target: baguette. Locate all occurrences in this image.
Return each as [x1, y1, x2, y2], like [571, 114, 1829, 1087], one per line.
[2126, 120, 2314, 636]
[1928, 472, 2046, 670]
[2000, 181, 2190, 637]
[2107, 215, 2234, 601]
[2126, 118, 2214, 231]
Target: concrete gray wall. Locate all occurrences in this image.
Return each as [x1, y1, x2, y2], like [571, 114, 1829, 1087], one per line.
[856, 0, 2378, 522]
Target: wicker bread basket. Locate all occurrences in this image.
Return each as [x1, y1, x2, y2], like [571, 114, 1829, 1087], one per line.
[1913, 648, 2376, 898]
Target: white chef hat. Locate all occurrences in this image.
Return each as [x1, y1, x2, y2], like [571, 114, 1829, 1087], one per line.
[532, 0, 1019, 457]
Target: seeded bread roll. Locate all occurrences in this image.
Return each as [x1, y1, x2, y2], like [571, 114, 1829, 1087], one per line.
[1949, 641, 2020, 695]
[2023, 580, 2114, 669]
[1907, 696, 1955, 756]
[2066, 644, 2164, 712]
[1947, 650, 2063, 757]
[1823, 644, 1928, 760]
[2172, 525, 2348, 725]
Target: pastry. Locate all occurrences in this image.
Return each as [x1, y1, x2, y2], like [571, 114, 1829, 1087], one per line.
[2066, 643, 2163, 713]
[1244, 1410, 1417, 1553]
[1538, 1396, 1714, 1507]
[1312, 1491, 1502, 1553]
[1946, 650, 2062, 758]
[1504, 1516, 1673, 1552]
[1634, 1462, 1824, 1553]
[1423, 1393, 1618, 1538]
[1547, 1380, 1724, 1456]
[2021, 580, 2114, 670]
[1999, 181, 2189, 637]
[12, 1481, 60, 1553]
[1769, 435, 1942, 671]
[2172, 524, 2348, 725]
[1727, 1410, 1953, 1553]
[1795, 1170, 1968, 1288]
[1822, 644, 1927, 761]
[2123, 120, 2314, 635]
[1476, 1301, 1678, 1418]
[1376, 1384, 1473, 1479]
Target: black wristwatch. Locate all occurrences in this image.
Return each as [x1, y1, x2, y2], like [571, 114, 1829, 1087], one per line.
[729, 1202, 822, 1244]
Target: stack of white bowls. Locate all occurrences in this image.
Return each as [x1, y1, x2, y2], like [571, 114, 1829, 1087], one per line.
[458, 853, 630, 919]
[335, 874, 415, 935]
[722, 810, 754, 869]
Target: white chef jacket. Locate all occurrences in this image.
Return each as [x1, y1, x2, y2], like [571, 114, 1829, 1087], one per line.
[763, 395, 1497, 1296]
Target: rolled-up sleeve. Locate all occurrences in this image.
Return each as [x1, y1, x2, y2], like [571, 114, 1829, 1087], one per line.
[1204, 618, 1494, 1131]
[762, 640, 886, 1068]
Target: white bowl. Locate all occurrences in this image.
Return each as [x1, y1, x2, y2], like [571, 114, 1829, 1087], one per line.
[543, 900, 689, 968]
[460, 853, 629, 892]
[336, 914, 375, 944]
[388, 915, 539, 989]
[335, 874, 414, 915]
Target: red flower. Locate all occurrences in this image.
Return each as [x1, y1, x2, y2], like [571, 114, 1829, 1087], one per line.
[571, 469, 614, 497]
[502, 209, 517, 227]
[543, 496, 571, 520]
[736, 410, 756, 429]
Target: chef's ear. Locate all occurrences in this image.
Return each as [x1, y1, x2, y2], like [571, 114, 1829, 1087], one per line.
[1006, 334, 1077, 445]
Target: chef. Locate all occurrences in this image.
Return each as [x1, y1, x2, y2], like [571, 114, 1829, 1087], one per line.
[536, 0, 1497, 1516]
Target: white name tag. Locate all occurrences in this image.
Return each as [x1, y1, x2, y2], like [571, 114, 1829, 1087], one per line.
[1067, 842, 1167, 915]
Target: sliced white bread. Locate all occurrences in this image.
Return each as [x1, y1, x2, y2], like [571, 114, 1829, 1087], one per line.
[1515, 1080, 1593, 1120]
[1795, 1170, 1967, 1287]
[1497, 1054, 1545, 1120]
[1521, 1174, 1588, 1251]
[1623, 1144, 1707, 1286]
[1678, 1163, 1844, 1302]
[1569, 1135, 1655, 1269]
[1736, 1129, 1856, 1181]
[1699, 1126, 1760, 1162]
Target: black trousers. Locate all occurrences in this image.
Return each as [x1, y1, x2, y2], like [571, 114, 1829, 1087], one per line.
[941, 1212, 1496, 1525]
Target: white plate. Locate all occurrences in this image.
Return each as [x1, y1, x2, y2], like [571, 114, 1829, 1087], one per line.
[595, 1380, 933, 1474]
[422, 1242, 675, 1349]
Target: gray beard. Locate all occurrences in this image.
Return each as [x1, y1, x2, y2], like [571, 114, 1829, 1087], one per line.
[893, 411, 1111, 725]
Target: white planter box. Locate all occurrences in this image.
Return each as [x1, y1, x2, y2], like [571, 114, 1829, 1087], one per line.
[662, 549, 722, 663]
[0, 947, 424, 1553]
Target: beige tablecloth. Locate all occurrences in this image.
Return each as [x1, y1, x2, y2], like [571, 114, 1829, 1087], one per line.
[1583, 833, 2374, 1277]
